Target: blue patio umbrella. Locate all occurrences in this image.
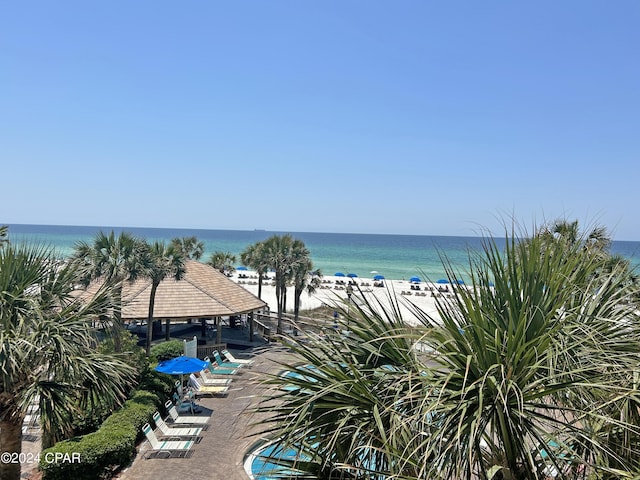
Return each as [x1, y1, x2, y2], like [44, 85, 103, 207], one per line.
[455, 279, 465, 285]
[237, 266, 248, 271]
[409, 276, 421, 283]
[373, 274, 385, 280]
[347, 273, 358, 278]
[155, 356, 208, 376]
[334, 272, 346, 277]
[155, 355, 208, 388]
[436, 279, 449, 284]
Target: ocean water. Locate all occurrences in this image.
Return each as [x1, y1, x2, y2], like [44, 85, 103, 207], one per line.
[6, 224, 640, 282]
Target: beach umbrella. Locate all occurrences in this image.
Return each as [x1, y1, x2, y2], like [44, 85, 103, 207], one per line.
[409, 276, 421, 283]
[334, 272, 346, 277]
[455, 279, 465, 285]
[436, 279, 449, 284]
[237, 266, 248, 271]
[155, 356, 208, 385]
[373, 274, 385, 280]
[347, 273, 358, 278]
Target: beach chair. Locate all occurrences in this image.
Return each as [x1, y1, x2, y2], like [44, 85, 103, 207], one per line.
[164, 400, 210, 426]
[221, 349, 255, 366]
[141, 423, 193, 459]
[172, 390, 201, 414]
[212, 350, 244, 369]
[199, 370, 233, 385]
[189, 374, 230, 396]
[152, 411, 202, 438]
[203, 357, 238, 375]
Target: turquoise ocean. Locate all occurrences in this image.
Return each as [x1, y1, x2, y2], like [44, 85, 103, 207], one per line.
[6, 224, 640, 282]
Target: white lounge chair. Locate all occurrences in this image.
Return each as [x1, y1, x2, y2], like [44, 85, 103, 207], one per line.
[212, 350, 244, 369]
[198, 370, 233, 385]
[189, 374, 230, 396]
[141, 423, 193, 458]
[221, 349, 255, 366]
[152, 411, 202, 438]
[164, 400, 210, 425]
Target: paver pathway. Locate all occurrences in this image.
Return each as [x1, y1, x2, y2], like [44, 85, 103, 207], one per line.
[118, 344, 295, 480]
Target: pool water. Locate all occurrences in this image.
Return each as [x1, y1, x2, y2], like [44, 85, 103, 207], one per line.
[247, 442, 310, 480]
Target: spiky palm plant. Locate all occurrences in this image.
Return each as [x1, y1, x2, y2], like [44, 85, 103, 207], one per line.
[254, 225, 640, 480]
[0, 242, 137, 480]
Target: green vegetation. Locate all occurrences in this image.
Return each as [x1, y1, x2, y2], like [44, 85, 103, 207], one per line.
[208, 250, 237, 275]
[255, 220, 640, 479]
[244, 235, 320, 334]
[170, 236, 205, 260]
[39, 388, 167, 480]
[143, 240, 186, 350]
[149, 339, 185, 362]
[0, 236, 137, 480]
[71, 231, 149, 352]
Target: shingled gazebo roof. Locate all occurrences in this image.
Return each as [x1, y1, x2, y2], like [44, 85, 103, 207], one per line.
[80, 260, 266, 320]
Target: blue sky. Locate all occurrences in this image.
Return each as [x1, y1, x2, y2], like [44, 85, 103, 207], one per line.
[2, 1, 639, 239]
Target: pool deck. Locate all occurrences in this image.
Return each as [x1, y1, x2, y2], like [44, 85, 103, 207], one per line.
[117, 341, 297, 480]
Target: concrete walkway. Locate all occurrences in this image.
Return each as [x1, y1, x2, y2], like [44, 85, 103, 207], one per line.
[117, 343, 296, 480]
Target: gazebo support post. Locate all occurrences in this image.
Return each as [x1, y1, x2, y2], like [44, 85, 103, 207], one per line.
[165, 318, 171, 341]
[201, 318, 207, 339]
[249, 312, 254, 342]
[216, 316, 222, 345]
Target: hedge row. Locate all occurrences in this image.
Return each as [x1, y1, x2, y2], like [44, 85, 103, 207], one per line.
[150, 340, 184, 362]
[39, 389, 165, 479]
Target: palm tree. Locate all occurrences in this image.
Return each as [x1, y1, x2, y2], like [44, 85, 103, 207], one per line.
[0, 242, 136, 480]
[143, 241, 186, 353]
[70, 231, 147, 352]
[261, 235, 298, 334]
[241, 241, 270, 299]
[170, 236, 205, 260]
[207, 251, 237, 276]
[543, 219, 612, 258]
[255, 223, 640, 479]
[291, 248, 321, 326]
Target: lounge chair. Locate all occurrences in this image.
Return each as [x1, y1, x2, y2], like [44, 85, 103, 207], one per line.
[152, 411, 202, 438]
[212, 350, 244, 369]
[198, 370, 233, 385]
[141, 423, 194, 459]
[221, 349, 255, 366]
[189, 374, 230, 396]
[164, 400, 210, 425]
[203, 357, 238, 375]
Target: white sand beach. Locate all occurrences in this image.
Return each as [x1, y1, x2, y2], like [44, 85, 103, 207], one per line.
[233, 273, 449, 325]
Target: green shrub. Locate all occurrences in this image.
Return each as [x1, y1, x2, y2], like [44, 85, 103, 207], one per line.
[40, 390, 161, 480]
[150, 339, 184, 362]
[138, 369, 175, 399]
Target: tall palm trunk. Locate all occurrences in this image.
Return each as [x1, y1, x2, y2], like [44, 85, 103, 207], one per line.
[257, 273, 263, 299]
[293, 286, 302, 323]
[165, 318, 171, 341]
[112, 283, 123, 352]
[275, 274, 284, 334]
[216, 317, 222, 345]
[146, 281, 159, 355]
[0, 415, 23, 480]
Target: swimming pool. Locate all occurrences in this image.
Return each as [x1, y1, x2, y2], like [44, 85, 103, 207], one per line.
[244, 441, 311, 480]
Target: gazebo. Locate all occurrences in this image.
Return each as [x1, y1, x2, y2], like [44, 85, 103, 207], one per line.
[82, 260, 267, 345]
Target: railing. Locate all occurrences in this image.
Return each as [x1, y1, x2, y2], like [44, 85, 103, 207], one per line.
[197, 343, 227, 359]
[252, 312, 328, 339]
